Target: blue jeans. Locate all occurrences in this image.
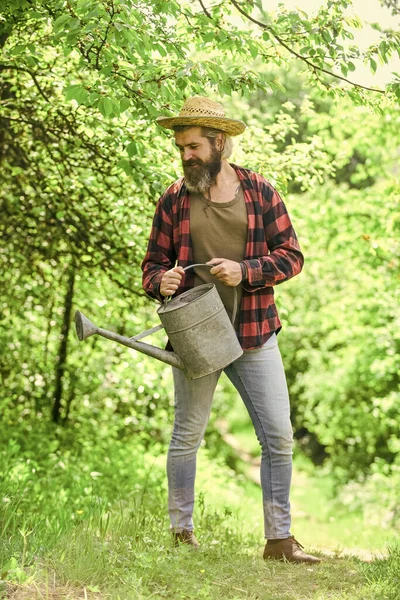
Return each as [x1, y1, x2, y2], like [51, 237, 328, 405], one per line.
[167, 333, 293, 539]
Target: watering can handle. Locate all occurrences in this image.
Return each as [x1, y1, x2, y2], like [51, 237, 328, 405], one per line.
[131, 264, 238, 343]
[164, 263, 238, 327]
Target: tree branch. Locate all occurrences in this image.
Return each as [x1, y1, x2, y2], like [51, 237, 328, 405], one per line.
[198, 0, 212, 19]
[229, 0, 385, 94]
[95, 0, 115, 69]
[380, 0, 400, 16]
[0, 64, 51, 102]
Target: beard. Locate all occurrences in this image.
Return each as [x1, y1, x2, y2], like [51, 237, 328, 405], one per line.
[182, 145, 222, 194]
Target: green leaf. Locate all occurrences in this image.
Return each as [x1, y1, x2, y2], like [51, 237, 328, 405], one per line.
[249, 43, 259, 60]
[117, 158, 132, 175]
[113, 22, 125, 32]
[99, 65, 113, 76]
[379, 40, 389, 64]
[126, 142, 137, 158]
[202, 31, 214, 43]
[176, 77, 187, 90]
[98, 97, 114, 117]
[155, 43, 167, 57]
[270, 78, 285, 92]
[64, 84, 88, 104]
[322, 30, 332, 43]
[53, 14, 71, 31]
[379, 40, 388, 55]
[217, 30, 227, 42]
[110, 98, 120, 117]
[120, 97, 131, 112]
[68, 18, 81, 30]
[27, 10, 42, 19]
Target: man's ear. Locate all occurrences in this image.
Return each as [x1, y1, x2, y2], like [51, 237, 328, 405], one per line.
[216, 133, 225, 152]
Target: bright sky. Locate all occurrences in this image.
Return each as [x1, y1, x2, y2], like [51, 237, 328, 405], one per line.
[267, 0, 400, 87]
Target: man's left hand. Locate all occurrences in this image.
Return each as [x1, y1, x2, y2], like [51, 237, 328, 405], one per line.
[206, 258, 242, 286]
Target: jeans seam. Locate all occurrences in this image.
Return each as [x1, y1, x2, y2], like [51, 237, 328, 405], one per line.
[228, 362, 278, 538]
[169, 454, 178, 530]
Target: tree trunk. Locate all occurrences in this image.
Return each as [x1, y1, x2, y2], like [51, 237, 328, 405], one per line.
[52, 267, 75, 423]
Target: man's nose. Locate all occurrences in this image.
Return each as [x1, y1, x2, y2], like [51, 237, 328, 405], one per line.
[182, 148, 194, 161]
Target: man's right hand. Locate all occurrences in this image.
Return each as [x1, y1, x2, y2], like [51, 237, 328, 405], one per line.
[160, 266, 185, 297]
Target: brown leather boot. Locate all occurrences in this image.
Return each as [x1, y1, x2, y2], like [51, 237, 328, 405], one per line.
[263, 536, 321, 563]
[172, 529, 200, 549]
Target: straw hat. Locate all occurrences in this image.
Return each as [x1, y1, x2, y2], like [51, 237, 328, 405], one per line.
[156, 96, 246, 136]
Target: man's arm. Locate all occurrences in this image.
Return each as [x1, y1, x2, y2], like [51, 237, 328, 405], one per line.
[141, 193, 178, 301]
[241, 185, 304, 290]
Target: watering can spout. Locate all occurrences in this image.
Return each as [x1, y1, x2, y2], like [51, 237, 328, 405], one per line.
[74, 311, 185, 371]
[75, 311, 98, 340]
[75, 281, 243, 379]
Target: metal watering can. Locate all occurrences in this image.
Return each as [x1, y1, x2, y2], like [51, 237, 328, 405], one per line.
[75, 264, 243, 379]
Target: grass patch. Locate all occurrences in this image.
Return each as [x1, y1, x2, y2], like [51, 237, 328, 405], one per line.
[1, 419, 399, 599]
[5, 519, 394, 600]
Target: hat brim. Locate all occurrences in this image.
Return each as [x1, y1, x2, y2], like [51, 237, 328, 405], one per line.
[156, 115, 246, 136]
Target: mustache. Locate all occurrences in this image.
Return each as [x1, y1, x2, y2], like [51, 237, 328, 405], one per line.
[183, 159, 203, 167]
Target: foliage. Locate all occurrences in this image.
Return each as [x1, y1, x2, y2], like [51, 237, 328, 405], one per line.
[219, 89, 400, 480]
[282, 174, 400, 478]
[1, 4, 400, 599]
[1, 0, 400, 499]
[1, 416, 400, 599]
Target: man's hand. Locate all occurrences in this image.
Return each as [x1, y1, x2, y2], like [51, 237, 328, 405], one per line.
[160, 266, 185, 297]
[206, 258, 242, 286]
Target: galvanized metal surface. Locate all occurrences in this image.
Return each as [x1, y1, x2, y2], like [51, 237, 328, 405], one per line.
[74, 311, 184, 370]
[75, 263, 243, 379]
[157, 283, 243, 379]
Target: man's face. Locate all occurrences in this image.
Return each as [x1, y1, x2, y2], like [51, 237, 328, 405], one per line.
[174, 127, 223, 193]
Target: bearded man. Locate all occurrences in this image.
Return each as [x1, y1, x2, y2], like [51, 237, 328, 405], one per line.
[141, 96, 321, 564]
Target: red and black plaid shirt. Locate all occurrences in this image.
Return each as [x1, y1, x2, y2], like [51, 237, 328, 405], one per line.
[141, 164, 304, 350]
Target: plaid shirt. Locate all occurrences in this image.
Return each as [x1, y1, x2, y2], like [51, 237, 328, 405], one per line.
[141, 164, 304, 350]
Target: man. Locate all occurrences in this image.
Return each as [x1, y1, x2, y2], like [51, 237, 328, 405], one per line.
[141, 96, 320, 564]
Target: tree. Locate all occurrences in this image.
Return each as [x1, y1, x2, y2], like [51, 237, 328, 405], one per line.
[0, 0, 399, 479]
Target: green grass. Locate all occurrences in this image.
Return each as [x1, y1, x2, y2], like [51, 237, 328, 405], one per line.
[1, 418, 399, 600]
[224, 387, 399, 555]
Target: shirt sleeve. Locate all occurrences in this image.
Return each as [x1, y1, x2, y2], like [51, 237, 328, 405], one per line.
[141, 192, 177, 302]
[241, 185, 304, 291]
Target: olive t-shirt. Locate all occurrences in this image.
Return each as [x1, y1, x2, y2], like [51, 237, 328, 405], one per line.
[189, 186, 248, 330]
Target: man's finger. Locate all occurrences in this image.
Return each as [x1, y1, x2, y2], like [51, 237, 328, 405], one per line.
[209, 264, 223, 275]
[173, 266, 185, 275]
[206, 258, 224, 266]
[168, 272, 182, 281]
